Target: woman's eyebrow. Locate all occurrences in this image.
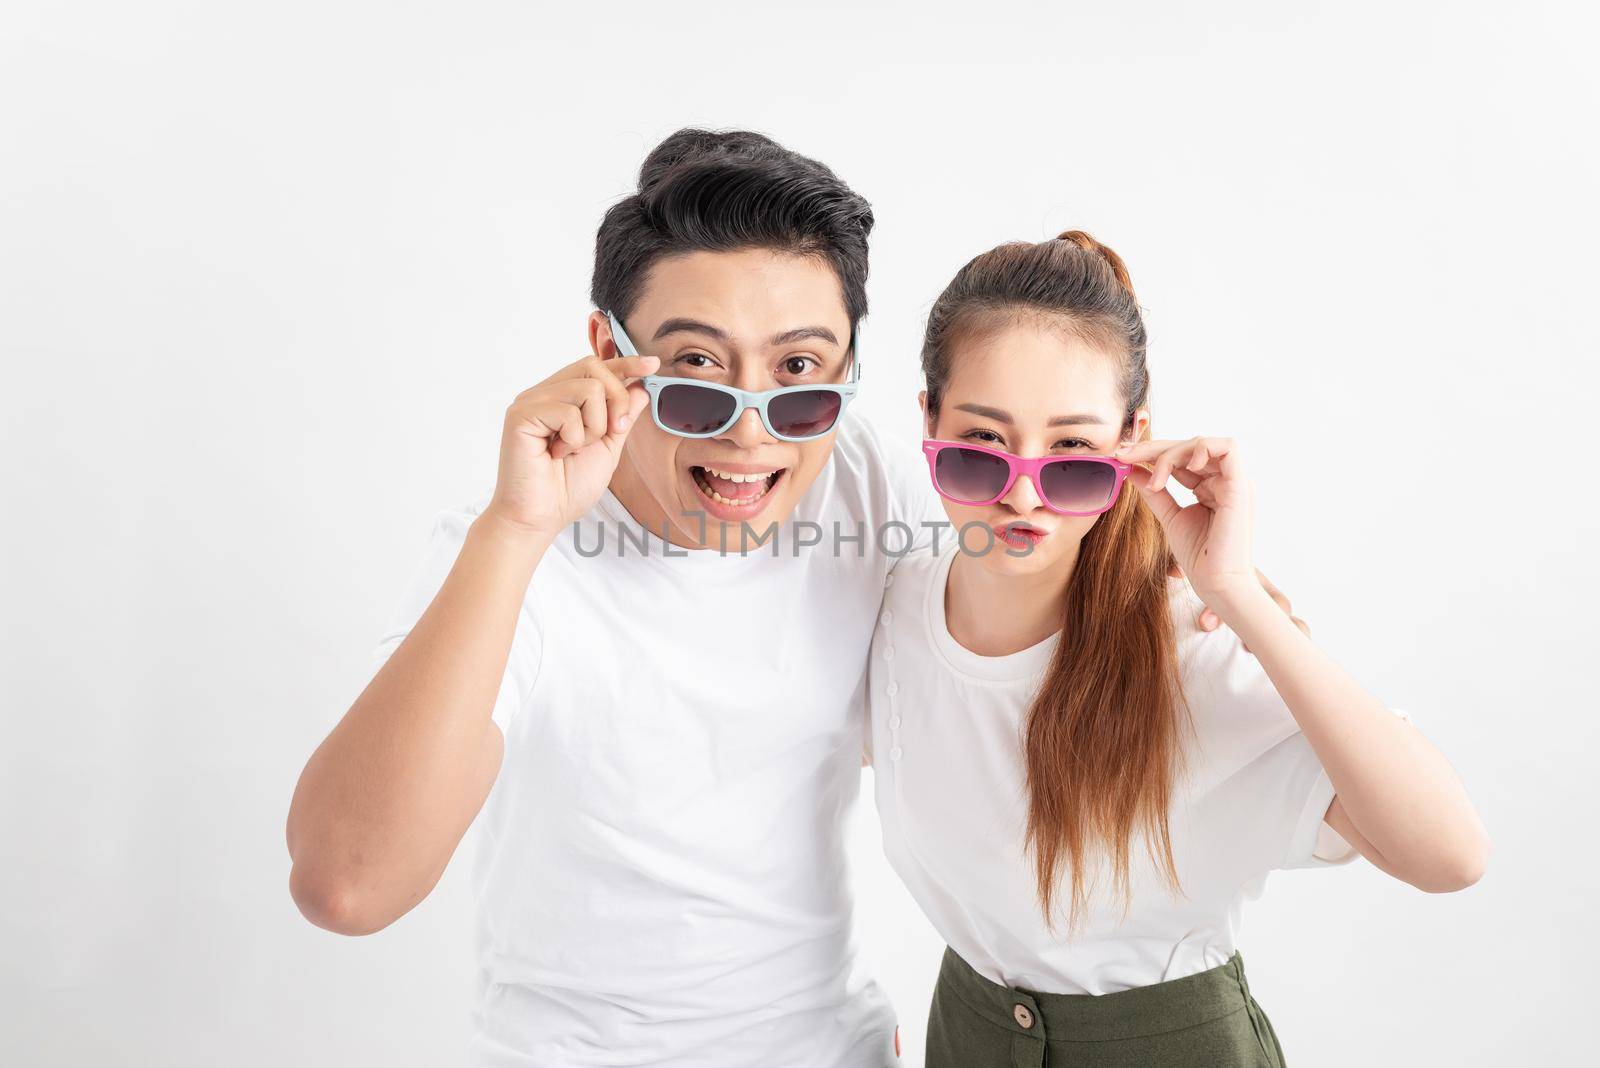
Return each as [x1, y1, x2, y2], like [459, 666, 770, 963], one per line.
[953, 402, 1109, 426]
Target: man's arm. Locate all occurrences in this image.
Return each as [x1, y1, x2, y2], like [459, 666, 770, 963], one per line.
[285, 343, 656, 936]
[286, 515, 551, 935]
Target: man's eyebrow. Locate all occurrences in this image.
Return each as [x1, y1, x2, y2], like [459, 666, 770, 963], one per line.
[652, 318, 731, 343]
[953, 402, 1109, 426]
[770, 325, 840, 347]
[651, 319, 843, 353]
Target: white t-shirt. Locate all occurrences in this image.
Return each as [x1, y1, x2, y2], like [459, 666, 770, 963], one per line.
[868, 541, 1412, 996]
[369, 410, 946, 1067]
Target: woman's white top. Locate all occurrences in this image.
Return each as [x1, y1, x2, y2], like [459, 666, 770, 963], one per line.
[868, 541, 1410, 995]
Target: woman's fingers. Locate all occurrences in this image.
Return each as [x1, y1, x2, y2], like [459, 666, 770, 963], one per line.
[1118, 436, 1240, 494]
[1127, 465, 1183, 525]
[1119, 438, 1193, 493]
[1254, 567, 1310, 637]
[1145, 442, 1187, 494]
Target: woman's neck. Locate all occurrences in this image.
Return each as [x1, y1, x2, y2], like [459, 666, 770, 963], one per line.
[944, 546, 1078, 657]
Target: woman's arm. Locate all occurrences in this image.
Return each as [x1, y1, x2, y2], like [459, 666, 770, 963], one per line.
[1117, 434, 1490, 893]
[1205, 582, 1489, 892]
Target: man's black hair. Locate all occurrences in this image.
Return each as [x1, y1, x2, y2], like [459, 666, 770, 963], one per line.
[591, 128, 874, 328]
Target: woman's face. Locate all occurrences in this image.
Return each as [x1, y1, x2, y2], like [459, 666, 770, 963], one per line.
[924, 317, 1149, 578]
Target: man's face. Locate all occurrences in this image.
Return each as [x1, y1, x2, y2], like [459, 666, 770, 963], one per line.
[592, 248, 855, 551]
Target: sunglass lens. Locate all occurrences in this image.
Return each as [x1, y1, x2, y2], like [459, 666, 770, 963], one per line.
[656, 384, 738, 435]
[933, 447, 1012, 503]
[1039, 459, 1118, 513]
[766, 390, 842, 439]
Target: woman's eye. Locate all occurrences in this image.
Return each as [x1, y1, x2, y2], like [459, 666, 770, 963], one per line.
[963, 429, 1003, 445]
[1055, 438, 1094, 450]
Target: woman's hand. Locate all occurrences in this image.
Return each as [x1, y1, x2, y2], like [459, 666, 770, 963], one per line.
[485, 352, 659, 539]
[1115, 436, 1255, 604]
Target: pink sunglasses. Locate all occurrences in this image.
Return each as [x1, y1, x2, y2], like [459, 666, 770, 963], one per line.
[922, 439, 1133, 516]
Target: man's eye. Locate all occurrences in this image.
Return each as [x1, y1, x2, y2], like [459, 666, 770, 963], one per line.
[677, 353, 716, 369]
[782, 356, 815, 376]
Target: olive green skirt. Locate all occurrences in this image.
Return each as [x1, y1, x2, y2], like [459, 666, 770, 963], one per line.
[926, 946, 1287, 1068]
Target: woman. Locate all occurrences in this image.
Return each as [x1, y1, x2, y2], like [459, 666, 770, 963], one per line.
[868, 231, 1489, 1066]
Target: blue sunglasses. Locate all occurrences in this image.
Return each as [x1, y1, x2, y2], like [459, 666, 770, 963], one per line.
[606, 311, 860, 442]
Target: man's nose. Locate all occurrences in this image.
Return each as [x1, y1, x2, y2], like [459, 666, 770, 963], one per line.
[717, 404, 776, 448]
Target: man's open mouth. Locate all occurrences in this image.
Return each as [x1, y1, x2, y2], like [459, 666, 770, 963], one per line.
[690, 465, 785, 509]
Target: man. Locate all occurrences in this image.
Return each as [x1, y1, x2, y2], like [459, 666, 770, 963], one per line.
[286, 128, 1296, 1066]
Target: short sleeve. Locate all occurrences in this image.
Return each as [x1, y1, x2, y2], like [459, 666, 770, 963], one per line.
[367, 501, 544, 736]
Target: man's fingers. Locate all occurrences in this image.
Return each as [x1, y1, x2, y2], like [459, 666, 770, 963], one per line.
[548, 353, 658, 383]
[598, 354, 659, 381]
[585, 355, 657, 434]
[623, 383, 650, 427]
[579, 383, 610, 444]
[602, 386, 654, 454]
[557, 406, 586, 448]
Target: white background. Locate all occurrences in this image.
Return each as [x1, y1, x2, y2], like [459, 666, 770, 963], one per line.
[3, 2, 1597, 1064]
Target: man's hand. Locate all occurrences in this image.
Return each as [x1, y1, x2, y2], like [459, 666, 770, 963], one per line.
[1168, 562, 1309, 652]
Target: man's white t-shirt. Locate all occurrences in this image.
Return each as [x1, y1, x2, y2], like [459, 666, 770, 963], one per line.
[868, 541, 1413, 996]
[368, 411, 945, 1067]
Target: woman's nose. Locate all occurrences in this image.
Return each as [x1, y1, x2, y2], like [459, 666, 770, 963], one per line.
[1000, 472, 1046, 514]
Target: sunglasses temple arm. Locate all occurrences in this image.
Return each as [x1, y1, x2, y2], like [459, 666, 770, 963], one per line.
[605, 310, 640, 358]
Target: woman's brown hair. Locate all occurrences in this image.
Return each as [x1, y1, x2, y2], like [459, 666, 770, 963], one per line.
[920, 230, 1190, 931]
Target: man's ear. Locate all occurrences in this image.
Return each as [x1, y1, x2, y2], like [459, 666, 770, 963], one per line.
[587, 310, 616, 359]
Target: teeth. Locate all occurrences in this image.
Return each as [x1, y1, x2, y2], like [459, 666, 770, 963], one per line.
[694, 468, 778, 507]
[703, 466, 776, 483]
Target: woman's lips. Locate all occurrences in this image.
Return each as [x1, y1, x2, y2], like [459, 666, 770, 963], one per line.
[996, 524, 1048, 550]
